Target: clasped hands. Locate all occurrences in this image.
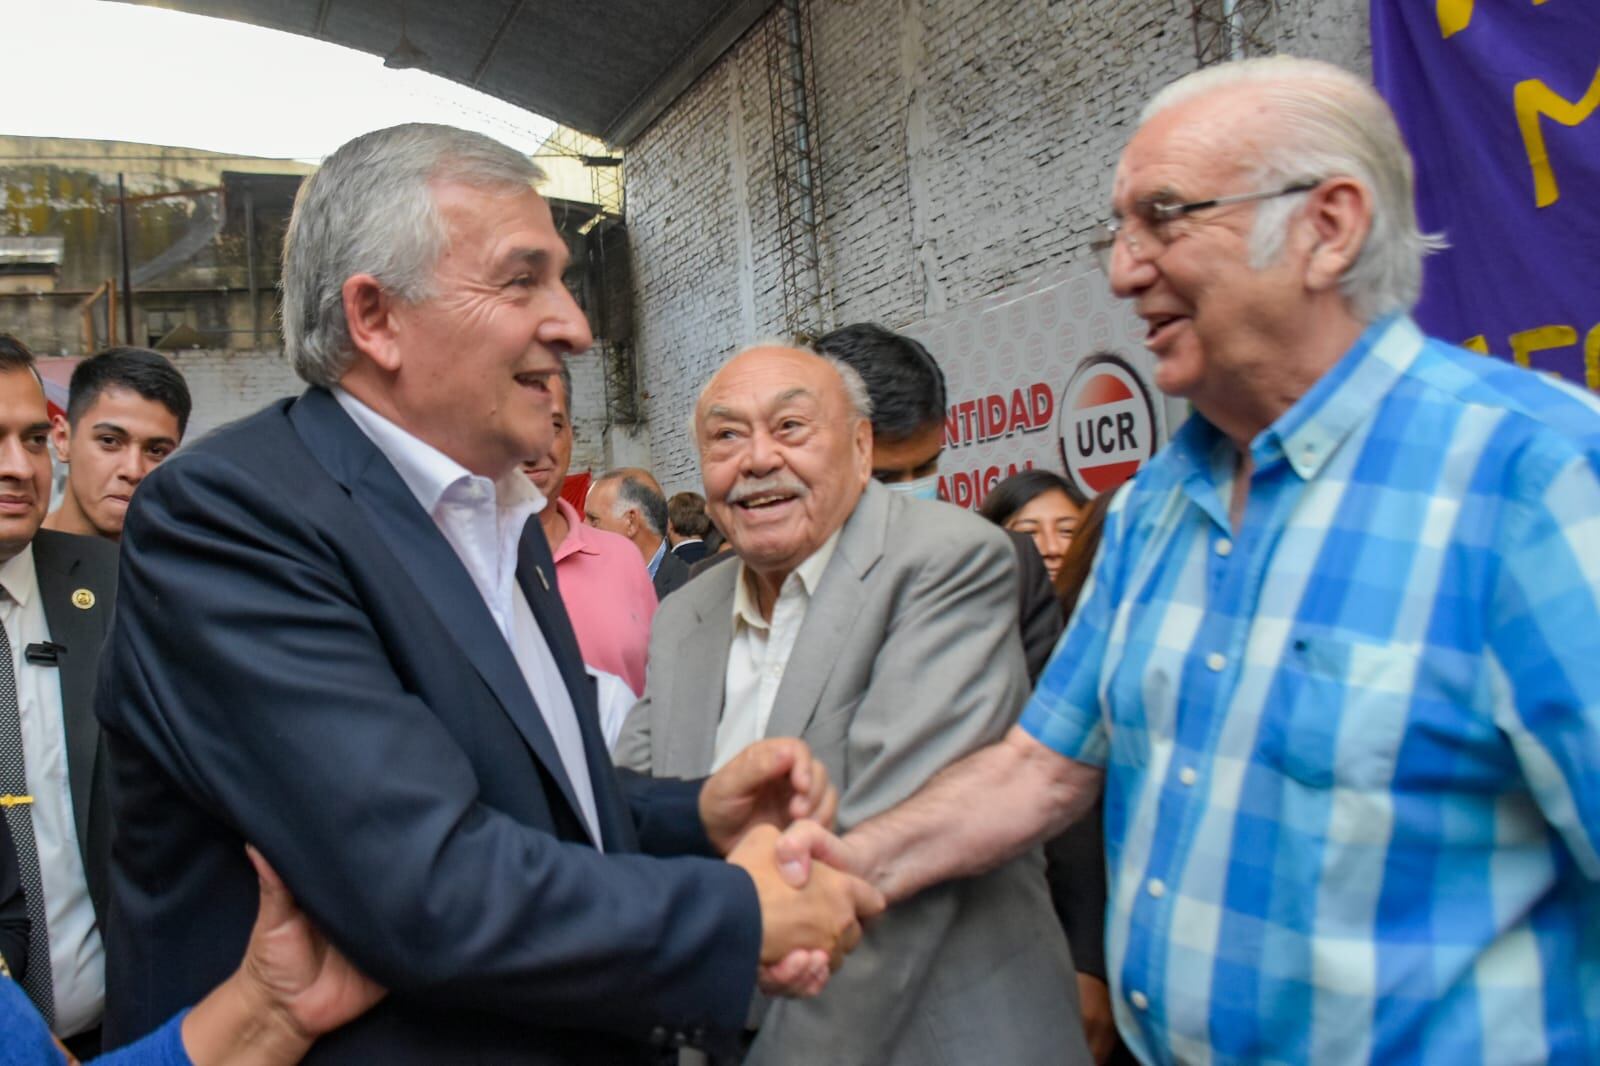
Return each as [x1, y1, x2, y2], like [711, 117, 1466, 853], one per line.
[699, 739, 884, 999]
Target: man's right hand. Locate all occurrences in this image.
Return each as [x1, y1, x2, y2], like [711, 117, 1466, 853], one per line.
[728, 824, 884, 974]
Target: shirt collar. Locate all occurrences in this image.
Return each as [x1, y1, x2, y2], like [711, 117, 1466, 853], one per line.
[0, 543, 36, 607]
[551, 496, 599, 562]
[731, 527, 842, 632]
[332, 386, 548, 517]
[647, 539, 667, 578]
[1167, 314, 1424, 485]
[1264, 313, 1421, 480]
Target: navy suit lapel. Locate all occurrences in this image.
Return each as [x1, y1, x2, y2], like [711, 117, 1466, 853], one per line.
[32, 532, 101, 873]
[515, 522, 634, 851]
[288, 389, 596, 846]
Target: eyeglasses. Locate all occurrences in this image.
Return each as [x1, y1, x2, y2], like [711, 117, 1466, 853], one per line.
[1089, 180, 1321, 275]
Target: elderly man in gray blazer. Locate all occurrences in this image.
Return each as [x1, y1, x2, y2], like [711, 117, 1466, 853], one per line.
[616, 344, 1088, 1066]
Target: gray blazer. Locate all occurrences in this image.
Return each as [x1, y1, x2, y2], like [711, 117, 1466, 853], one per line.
[617, 483, 1089, 1066]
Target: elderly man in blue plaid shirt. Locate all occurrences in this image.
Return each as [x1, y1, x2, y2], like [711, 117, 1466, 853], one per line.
[780, 56, 1600, 1064]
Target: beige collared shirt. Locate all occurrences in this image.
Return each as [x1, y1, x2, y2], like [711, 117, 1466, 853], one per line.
[711, 531, 841, 771]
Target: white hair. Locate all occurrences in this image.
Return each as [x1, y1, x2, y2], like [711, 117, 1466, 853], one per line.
[1141, 56, 1445, 321]
[281, 123, 545, 387]
[687, 341, 875, 446]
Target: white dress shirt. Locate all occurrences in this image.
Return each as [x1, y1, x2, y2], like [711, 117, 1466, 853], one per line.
[711, 531, 840, 772]
[333, 388, 603, 847]
[588, 666, 639, 753]
[0, 545, 103, 1037]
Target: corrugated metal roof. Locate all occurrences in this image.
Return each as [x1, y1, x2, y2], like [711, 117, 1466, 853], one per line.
[0, 237, 65, 267]
[108, 0, 773, 146]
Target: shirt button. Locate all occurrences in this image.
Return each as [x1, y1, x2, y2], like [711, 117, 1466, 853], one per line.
[1205, 652, 1226, 672]
[1179, 767, 1198, 786]
[1147, 878, 1166, 899]
[1214, 538, 1233, 557]
[1130, 990, 1149, 1011]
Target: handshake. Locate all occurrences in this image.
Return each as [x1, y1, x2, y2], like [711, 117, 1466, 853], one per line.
[698, 739, 883, 999]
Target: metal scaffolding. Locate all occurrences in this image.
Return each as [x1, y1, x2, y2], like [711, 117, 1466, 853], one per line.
[1191, 0, 1277, 66]
[582, 154, 637, 428]
[763, 0, 831, 339]
[539, 126, 637, 425]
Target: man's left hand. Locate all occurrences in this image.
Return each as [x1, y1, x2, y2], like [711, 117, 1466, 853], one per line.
[239, 844, 388, 1041]
[700, 738, 838, 855]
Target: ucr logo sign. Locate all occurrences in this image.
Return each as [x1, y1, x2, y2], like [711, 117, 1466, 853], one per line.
[1056, 354, 1158, 497]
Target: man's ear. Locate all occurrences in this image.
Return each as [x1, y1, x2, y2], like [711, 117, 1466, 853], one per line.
[342, 274, 405, 372]
[853, 419, 874, 487]
[1303, 177, 1372, 295]
[49, 413, 72, 464]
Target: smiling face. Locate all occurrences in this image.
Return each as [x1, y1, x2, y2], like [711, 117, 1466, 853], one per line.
[1108, 88, 1309, 409]
[0, 368, 54, 563]
[519, 372, 572, 497]
[370, 180, 592, 479]
[697, 347, 872, 590]
[1003, 488, 1081, 581]
[583, 477, 630, 537]
[51, 386, 180, 539]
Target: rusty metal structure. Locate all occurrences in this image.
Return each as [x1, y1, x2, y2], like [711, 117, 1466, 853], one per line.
[762, 0, 831, 339]
[541, 126, 636, 425]
[1191, 0, 1278, 66]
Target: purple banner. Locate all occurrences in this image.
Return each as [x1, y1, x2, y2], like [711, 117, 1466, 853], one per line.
[1371, 0, 1599, 390]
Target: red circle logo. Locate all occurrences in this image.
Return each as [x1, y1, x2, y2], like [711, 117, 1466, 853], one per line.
[1056, 354, 1158, 496]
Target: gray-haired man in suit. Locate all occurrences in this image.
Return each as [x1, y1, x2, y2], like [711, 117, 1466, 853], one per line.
[616, 343, 1089, 1066]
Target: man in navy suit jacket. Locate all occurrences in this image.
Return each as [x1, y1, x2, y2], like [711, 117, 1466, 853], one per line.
[95, 123, 880, 1064]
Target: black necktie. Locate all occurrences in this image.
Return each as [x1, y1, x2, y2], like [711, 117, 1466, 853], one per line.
[0, 589, 53, 1025]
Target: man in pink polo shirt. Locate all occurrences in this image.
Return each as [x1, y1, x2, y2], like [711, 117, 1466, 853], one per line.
[521, 365, 656, 713]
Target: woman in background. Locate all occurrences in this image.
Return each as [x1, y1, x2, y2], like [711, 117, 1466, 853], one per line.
[978, 470, 1087, 582]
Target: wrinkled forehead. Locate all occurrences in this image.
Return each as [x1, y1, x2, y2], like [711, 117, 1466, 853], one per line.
[433, 179, 567, 266]
[1113, 89, 1269, 206]
[697, 348, 840, 422]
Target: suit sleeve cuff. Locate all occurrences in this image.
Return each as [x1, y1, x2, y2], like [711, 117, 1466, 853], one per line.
[619, 770, 722, 858]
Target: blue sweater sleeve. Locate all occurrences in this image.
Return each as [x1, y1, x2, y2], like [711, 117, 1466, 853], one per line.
[92, 1010, 193, 1066]
[0, 979, 193, 1066]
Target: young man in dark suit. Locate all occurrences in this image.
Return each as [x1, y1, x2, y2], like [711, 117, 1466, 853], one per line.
[0, 334, 118, 1058]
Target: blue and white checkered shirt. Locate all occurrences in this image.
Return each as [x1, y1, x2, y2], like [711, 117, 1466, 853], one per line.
[1021, 315, 1600, 1065]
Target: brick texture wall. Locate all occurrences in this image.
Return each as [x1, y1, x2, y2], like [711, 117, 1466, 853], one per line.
[168, 348, 302, 441]
[625, 0, 1370, 493]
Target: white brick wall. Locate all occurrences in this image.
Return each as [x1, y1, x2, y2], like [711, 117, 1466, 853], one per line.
[169, 348, 302, 442]
[626, 0, 1370, 494]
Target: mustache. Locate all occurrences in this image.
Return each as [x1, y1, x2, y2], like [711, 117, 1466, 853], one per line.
[726, 476, 809, 505]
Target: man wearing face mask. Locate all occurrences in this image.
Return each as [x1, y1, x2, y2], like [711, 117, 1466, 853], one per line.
[814, 323, 1063, 684]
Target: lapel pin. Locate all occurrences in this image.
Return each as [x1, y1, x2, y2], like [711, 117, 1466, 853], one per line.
[535, 566, 550, 592]
[71, 588, 95, 610]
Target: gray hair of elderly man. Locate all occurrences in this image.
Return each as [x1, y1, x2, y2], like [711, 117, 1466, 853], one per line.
[1141, 55, 1444, 322]
[281, 123, 545, 388]
[687, 340, 875, 449]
